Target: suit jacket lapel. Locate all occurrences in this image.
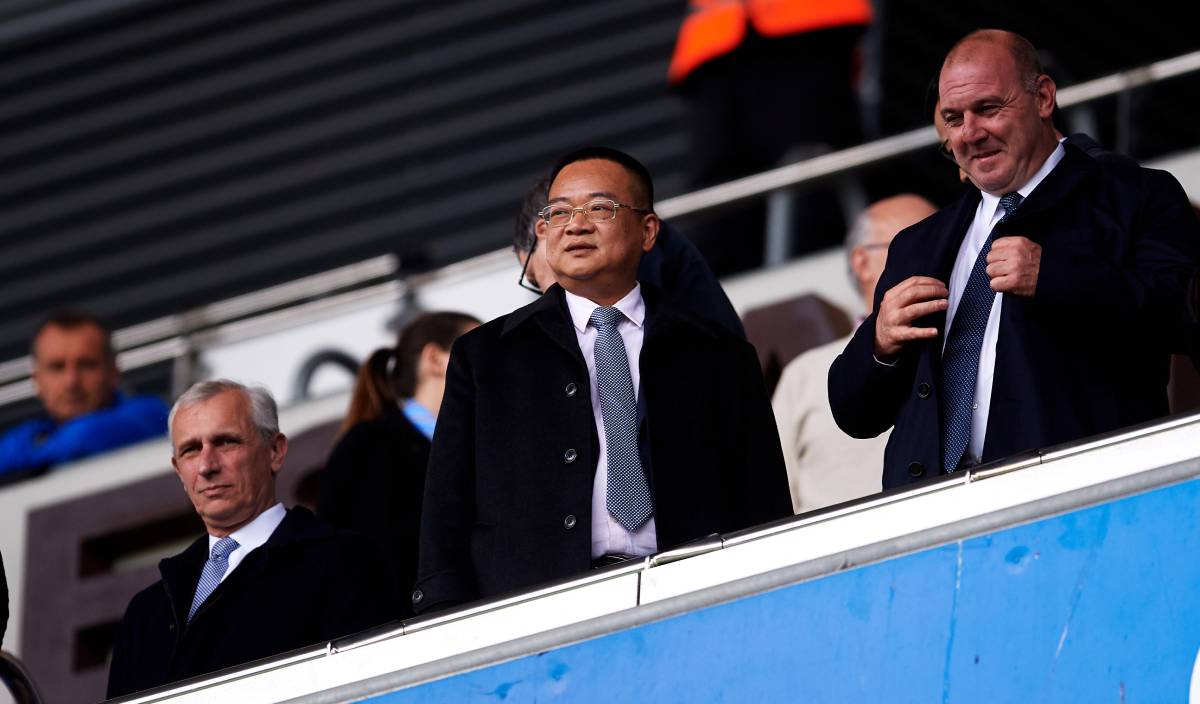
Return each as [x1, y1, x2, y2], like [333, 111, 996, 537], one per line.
[158, 534, 210, 629]
[503, 285, 586, 367]
[994, 142, 1095, 237]
[931, 186, 982, 282]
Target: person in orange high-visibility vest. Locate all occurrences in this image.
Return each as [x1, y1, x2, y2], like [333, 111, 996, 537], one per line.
[668, 0, 872, 276]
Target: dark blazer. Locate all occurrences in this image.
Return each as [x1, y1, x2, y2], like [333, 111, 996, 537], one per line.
[318, 406, 430, 618]
[1, 550, 7, 649]
[640, 220, 746, 339]
[829, 140, 1200, 490]
[414, 284, 790, 613]
[107, 507, 398, 698]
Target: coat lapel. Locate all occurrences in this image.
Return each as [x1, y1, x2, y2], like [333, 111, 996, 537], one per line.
[502, 285, 586, 367]
[158, 534, 210, 629]
[994, 142, 1095, 237]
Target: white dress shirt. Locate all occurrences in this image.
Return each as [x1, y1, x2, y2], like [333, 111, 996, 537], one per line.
[563, 284, 658, 559]
[207, 501, 286, 583]
[943, 142, 1065, 465]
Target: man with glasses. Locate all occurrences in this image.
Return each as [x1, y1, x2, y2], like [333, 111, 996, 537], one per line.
[829, 30, 1199, 490]
[513, 174, 744, 338]
[415, 147, 790, 614]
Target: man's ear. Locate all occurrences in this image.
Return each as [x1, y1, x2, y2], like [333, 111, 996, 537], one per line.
[1034, 74, 1057, 120]
[848, 245, 871, 289]
[268, 433, 288, 475]
[641, 214, 660, 253]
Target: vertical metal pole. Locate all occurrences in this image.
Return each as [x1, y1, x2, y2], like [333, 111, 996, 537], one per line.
[1116, 86, 1133, 156]
[764, 187, 794, 267]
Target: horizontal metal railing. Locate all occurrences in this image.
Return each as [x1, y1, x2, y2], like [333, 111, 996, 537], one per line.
[110, 407, 1200, 703]
[1, 50, 1198, 407]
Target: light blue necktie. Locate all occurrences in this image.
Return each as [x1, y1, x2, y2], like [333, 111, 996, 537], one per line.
[188, 536, 239, 623]
[940, 191, 1024, 473]
[589, 306, 654, 531]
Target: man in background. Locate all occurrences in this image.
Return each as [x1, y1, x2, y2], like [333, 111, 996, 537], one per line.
[0, 311, 167, 480]
[774, 195, 935, 513]
[108, 380, 396, 697]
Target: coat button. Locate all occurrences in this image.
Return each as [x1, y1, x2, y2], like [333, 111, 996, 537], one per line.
[907, 461, 925, 478]
[411, 589, 424, 604]
[563, 514, 577, 530]
[917, 382, 931, 399]
[563, 448, 578, 463]
[565, 382, 578, 397]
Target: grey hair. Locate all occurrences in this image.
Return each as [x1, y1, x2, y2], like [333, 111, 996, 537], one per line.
[844, 208, 875, 251]
[844, 208, 876, 289]
[169, 379, 280, 449]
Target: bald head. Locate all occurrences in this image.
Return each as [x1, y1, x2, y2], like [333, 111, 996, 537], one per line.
[944, 29, 1042, 93]
[848, 195, 937, 312]
[937, 30, 1058, 196]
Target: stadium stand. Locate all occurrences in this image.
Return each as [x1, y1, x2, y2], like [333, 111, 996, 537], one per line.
[0, 2, 1197, 701]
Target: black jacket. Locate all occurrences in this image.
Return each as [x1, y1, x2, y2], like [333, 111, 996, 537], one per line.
[414, 284, 791, 614]
[1, 549, 7, 649]
[640, 220, 746, 339]
[107, 507, 398, 698]
[829, 140, 1200, 489]
[318, 407, 430, 618]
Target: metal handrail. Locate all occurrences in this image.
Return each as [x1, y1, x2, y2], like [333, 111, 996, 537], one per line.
[657, 49, 1200, 218]
[0, 50, 1197, 405]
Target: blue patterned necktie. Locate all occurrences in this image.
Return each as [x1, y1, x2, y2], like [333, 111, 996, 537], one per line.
[188, 536, 239, 623]
[589, 306, 654, 531]
[940, 191, 1024, 473]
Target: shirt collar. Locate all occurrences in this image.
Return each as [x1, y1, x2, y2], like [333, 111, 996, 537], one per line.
[210, 502, 285, 554]
[402, 398, 437, 441]
[564, 283, 645, 333]
[979, 141, 1066, 220]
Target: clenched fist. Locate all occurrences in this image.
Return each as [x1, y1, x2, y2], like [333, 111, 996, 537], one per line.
[987, 236, 1041, 297]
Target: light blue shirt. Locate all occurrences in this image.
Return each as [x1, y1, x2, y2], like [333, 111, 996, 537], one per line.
[403, 399, 436, 441]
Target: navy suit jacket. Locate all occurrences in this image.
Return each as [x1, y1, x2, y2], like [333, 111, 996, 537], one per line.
[829, 140, 1200, 490]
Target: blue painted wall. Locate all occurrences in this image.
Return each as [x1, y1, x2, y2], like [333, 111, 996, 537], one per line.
[368, 479, 1200, 703]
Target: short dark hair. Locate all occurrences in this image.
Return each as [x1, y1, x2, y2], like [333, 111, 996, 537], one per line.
[548, 146, 655, 210]
[514, 173, 552, 254]
[33, 310, 115, 360]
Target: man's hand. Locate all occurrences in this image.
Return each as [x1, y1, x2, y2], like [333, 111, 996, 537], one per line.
[873, 276, 949, 359]
[987, 236, 1041, 297]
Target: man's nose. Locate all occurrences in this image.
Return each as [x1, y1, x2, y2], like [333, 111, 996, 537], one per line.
[960, 113, 986, 142]
[563, 209, 594, 234]
[197, 446, 220, 475]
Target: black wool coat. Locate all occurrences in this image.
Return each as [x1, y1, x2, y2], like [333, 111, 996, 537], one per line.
[107, 507, 399, 698]
[414, 284, 791, 614]
[319, 406, 430, 618]
[829, 140, 1200, 489]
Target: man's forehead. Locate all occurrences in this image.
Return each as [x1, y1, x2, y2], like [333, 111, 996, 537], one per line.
[549, 159, 632, 198]
[34, 323, 107, 357]
[547, 190, 620, 204]
[940, 45, 1018, 96]
[173, 393, 252, 437]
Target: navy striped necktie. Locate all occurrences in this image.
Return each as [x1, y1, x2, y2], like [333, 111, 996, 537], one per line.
[940, 191, 1023, 473]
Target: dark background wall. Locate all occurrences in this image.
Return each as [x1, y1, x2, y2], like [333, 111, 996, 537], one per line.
[0, 0, 1194, 368]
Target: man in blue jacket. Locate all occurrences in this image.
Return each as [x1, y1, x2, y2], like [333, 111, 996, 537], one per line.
[0, 311, 167, 479]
